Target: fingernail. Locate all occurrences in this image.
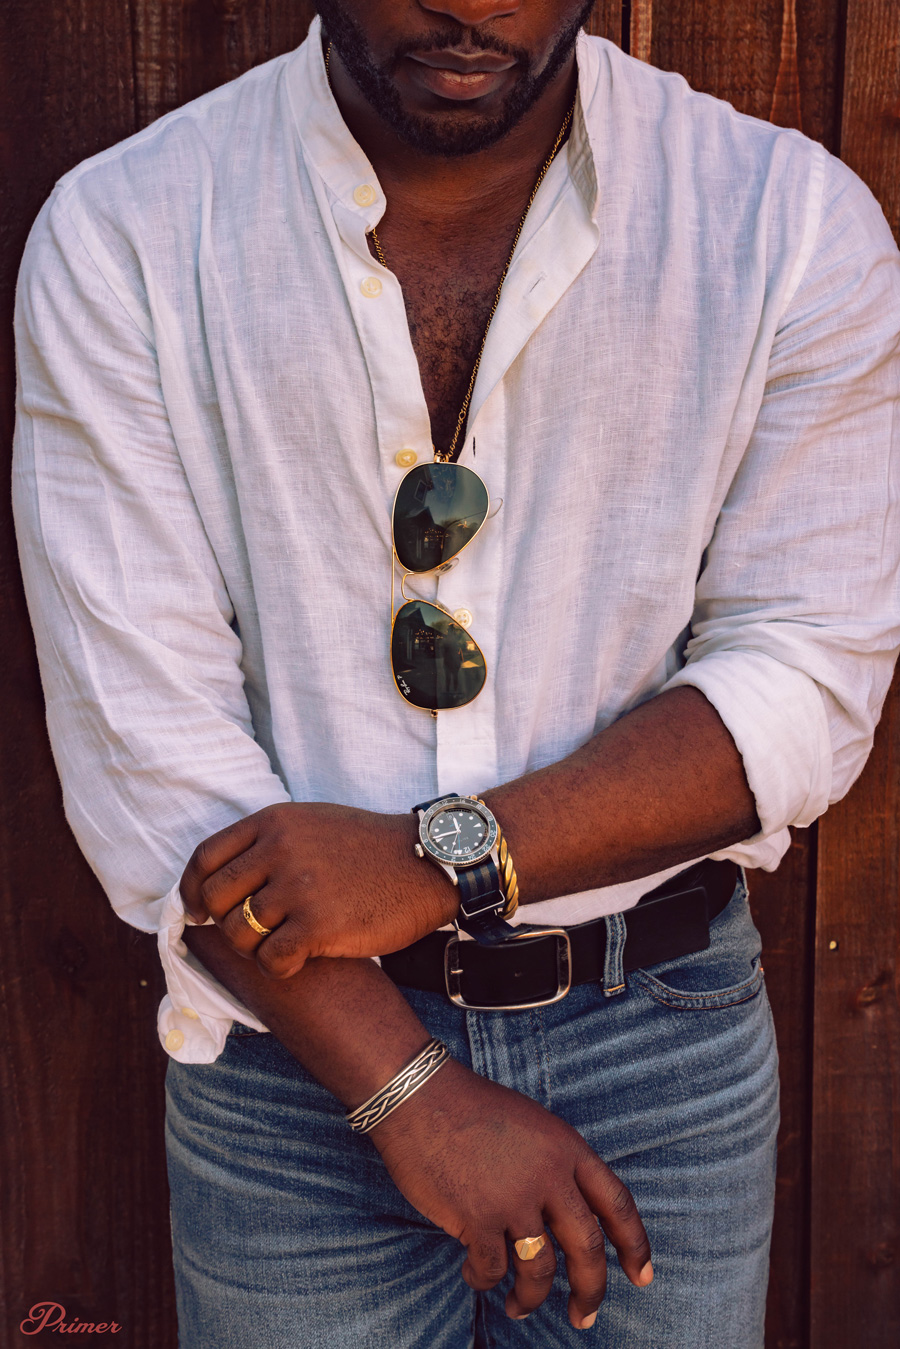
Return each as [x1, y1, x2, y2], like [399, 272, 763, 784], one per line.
[578, 1311, 598, 1329]
[514, 1313, 530, 1320]
[638, 1260, 654, 1286]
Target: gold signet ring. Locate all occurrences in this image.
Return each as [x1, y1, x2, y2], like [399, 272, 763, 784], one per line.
[242, 895, 272, 936]
[514, 1235, 547, 1261]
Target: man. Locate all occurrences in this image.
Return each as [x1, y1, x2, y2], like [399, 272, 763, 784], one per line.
[12, 2, 900, 1346]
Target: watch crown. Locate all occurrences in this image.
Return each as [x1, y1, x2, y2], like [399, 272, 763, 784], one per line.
[414, 844, 424, 858]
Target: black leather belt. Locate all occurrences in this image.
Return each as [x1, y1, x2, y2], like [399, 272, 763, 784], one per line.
[381, 859, 739, 1011]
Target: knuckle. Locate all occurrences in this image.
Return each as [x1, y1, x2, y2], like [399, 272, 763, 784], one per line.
[573, 1277, 606, 1303]
[470, 1228, 506, 1282]
[609, 1182, 637, 1221]
[219, 856, 246, 886]
[578, 1225, 607, 1259]
[264, 804, 293, 842]
[191, 838, 216, 875]
[200, 875, 232, 915]
[522, 1264, 555, 1289]
[256, 942, 292, 979]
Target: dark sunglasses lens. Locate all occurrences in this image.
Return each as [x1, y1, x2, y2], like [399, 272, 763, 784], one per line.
[391, 601, 487, 710]
[393, 464, 489, 573]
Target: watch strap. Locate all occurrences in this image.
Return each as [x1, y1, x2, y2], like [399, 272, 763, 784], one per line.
[456, 857, 515, 946]
[411, 794, 457, 814]
[413, 793, 513, 946]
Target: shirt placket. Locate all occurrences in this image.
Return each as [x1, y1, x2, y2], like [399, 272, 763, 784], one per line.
[322, 112, 599, 803]
[434, 157, 600, 798]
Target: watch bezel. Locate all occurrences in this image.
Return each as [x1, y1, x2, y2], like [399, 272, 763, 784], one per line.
[419, 795, 498, 869]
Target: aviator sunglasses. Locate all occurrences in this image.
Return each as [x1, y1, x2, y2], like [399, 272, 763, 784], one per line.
[390, 462, 493, 714]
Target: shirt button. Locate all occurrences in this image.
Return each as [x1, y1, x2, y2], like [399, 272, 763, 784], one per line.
[353, 183, 377, 207]
[395, 448, 418, 468]
[180, 1006, 200, 1020]
[360, 276, 383, 298]
[165, 1029, 185, 1052]
[453, 608, 473, 628]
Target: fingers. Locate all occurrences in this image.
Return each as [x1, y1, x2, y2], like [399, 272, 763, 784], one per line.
[505, 1225, 557, 1322]
[180, 814, 262, 919]
[215, 879, 281, 950]
[545, 1192, 608, 1330]
[199, 845, 270, 926]
[574, 1153, 653, 1291]
[460, 1227, 508, 1293]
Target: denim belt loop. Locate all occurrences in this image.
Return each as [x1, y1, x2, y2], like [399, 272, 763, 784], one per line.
[602, 912, 628, 997]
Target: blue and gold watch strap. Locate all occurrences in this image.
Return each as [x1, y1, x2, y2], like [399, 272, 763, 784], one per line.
[456, 857, 515, 945]
[412, 794, 514, 946]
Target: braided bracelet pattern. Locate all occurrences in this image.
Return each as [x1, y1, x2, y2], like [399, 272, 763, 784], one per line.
[345, 1039, 450, 1134]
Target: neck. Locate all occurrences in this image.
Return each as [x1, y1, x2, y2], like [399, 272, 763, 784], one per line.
[325, 42, 578, 221]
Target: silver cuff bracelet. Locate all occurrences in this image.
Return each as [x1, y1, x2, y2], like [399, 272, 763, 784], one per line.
[345, 1038, 450, 1134]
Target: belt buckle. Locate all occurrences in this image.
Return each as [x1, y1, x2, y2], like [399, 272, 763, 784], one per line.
[443, 928, 573, 1012]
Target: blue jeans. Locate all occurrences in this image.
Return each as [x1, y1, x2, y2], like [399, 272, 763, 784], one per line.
[165, 878, 778, 1348]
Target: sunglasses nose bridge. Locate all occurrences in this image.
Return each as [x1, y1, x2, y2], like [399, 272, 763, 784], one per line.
[397, 553, 460, 603]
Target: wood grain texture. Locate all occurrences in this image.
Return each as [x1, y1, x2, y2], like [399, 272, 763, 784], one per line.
[0, 4, 178, 1342]
[651, 0, 844, 147]
[630, 0, 654, 63]
[133, 0, 315, 127]
[811, 7, 900, 1339]
[747, 830, 817, 1349]
[585, 1, 624, 43]
[839, 0, 900, 237]
[812, 674, 900, 1347]
[770, 0, 803, 130]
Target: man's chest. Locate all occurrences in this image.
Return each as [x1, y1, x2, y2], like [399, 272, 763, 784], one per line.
[370, 226, 524, 459]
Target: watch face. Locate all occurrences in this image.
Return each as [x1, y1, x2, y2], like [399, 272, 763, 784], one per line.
[425, 803, 494, 864]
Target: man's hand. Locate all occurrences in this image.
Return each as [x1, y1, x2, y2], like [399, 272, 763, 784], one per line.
[368, 1057, 654, 1329]
[180, 802, 456, 979]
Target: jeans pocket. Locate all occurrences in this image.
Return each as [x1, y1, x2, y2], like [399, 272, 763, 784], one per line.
[629, 878, 766, 1010]
[631, 955, 765, 1010]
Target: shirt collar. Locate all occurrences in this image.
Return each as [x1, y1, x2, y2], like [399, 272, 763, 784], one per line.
[286, 14, 603, 230]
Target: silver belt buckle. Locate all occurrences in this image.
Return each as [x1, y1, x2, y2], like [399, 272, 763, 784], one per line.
[443, 928, 573, 1012]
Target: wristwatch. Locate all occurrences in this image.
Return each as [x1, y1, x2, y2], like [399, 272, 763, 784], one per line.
[412, 793, 515, 946]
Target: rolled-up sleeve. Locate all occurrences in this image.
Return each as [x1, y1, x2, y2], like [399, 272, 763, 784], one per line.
[665, 154, 900, 842]
[12, 190, 284, 1062]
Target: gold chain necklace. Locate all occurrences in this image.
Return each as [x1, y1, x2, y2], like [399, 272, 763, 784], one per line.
[325, 42, 575, 462]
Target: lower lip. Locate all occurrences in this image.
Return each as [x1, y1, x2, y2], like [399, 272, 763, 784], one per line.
[409, 62, 512, 102]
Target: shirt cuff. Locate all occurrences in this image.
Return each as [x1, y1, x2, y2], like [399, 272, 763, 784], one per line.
[663, 648, 833, 836]
[156, 882, 269, 1064]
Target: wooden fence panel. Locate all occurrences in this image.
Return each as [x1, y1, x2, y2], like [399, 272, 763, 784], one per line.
[0, 5, 176, 1345]
[810, 4, 900, 1344]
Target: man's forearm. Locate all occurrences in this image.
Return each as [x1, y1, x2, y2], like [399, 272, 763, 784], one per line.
[487, 685, 760, 904]
[181, 927, 432, 1107]
[181, 685, 760, 983]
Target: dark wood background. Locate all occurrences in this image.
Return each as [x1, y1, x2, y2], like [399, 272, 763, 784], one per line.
[1, 2, 897, 1345]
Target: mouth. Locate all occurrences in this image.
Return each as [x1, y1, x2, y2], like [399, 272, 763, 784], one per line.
[406, 50, 517, 103]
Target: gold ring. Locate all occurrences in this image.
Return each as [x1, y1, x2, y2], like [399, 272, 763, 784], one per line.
[514, 1234, 547, 1261]
[242, 895, 272, 936]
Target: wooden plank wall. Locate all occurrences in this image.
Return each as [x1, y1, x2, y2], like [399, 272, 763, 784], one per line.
[0, 3, 897, 1345]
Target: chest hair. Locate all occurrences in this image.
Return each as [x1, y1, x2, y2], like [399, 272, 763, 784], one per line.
[372, 228, 520, 459]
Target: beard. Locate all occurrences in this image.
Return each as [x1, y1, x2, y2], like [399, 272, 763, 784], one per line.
[315, 1, 594, 158]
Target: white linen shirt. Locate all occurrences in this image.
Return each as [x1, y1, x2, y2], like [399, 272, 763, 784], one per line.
[13, 19, 900, 1064]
